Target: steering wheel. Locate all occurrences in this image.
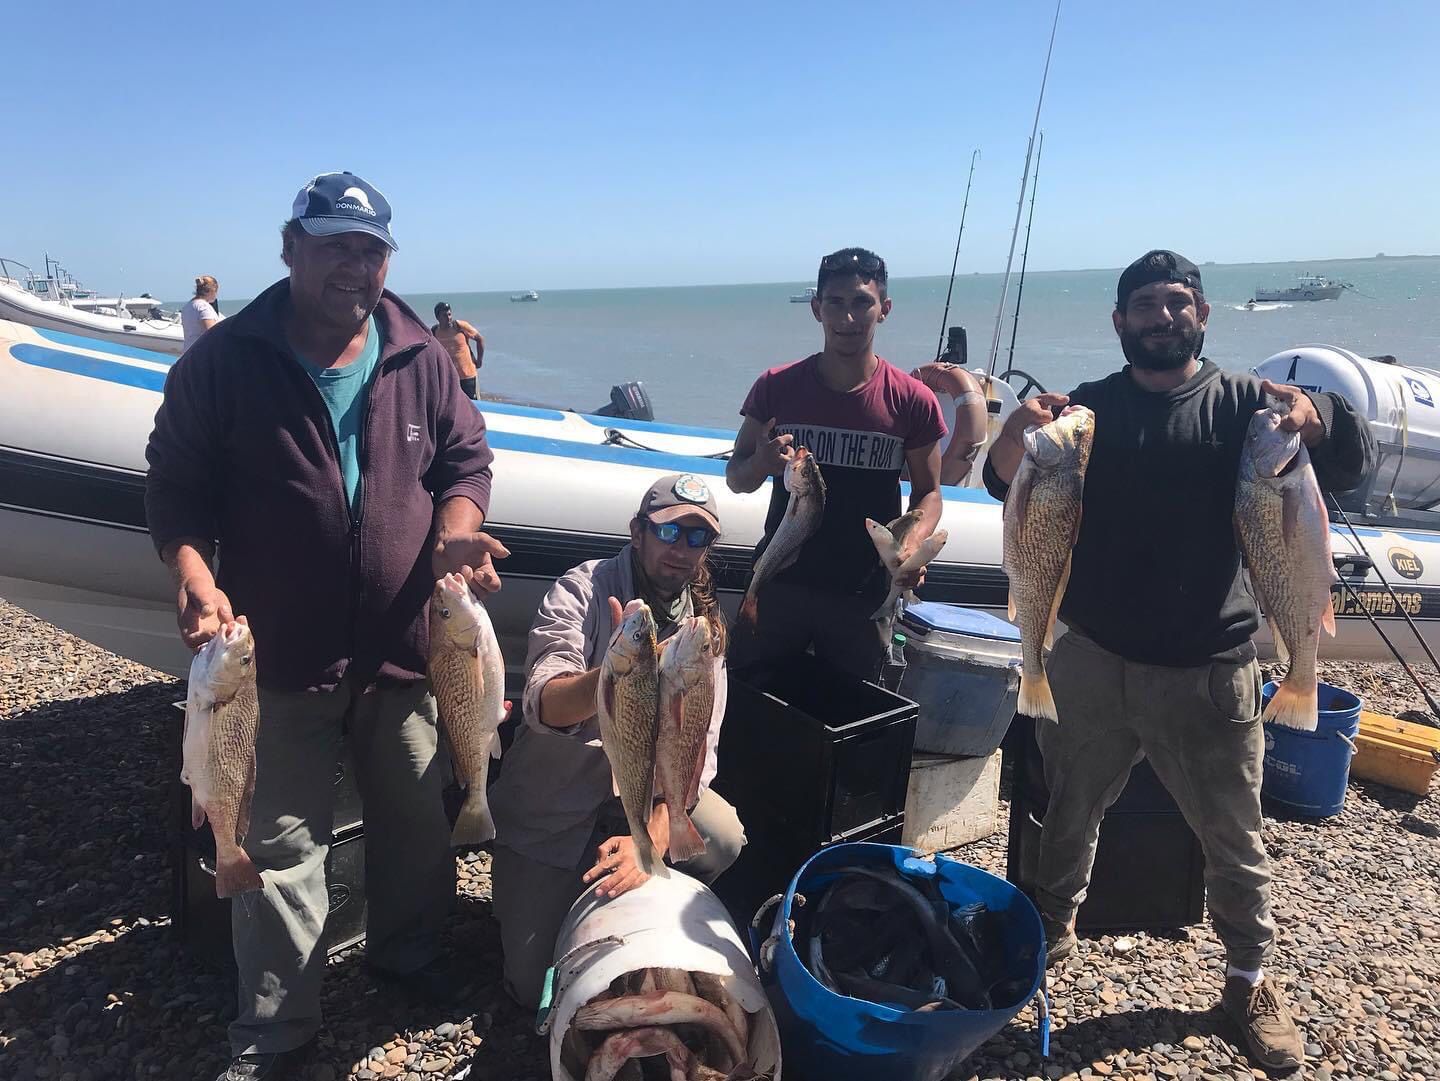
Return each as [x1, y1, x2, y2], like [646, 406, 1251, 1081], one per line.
[998, 368, 1048, 400]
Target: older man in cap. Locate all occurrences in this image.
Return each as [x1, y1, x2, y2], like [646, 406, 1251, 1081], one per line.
[984, 250, 1376, 1072]
[146, 171, 507, 1080]
[487, 472, 745, 1009]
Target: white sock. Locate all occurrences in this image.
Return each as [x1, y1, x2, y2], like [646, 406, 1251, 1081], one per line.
[1227, 965, 1264, 986]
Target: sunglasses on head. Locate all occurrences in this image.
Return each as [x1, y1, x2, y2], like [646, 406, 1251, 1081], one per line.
[645, 519, 717, 548]
[819, 251, 885, 274]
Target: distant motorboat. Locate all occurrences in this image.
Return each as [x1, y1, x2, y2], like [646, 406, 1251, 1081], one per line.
[1254, 274, 1346, 303]
[0, 256, 182, 354]
[510, 290, 540, 302]
[789, 287, 816, 303]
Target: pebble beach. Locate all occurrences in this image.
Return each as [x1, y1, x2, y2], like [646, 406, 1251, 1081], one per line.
[1, 596, 1436, 1081]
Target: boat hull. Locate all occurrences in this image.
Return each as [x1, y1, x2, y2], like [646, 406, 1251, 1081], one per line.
[1254, 285, 1344, 302]
[0, 283, 183, 354]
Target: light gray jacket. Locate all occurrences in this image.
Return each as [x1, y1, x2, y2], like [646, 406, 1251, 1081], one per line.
[488, 545, 727, 868]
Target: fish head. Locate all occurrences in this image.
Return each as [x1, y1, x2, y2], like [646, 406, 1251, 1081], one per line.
[660, 616, 713, 678]
[199, 619, 256, 696]
[429, 573, 484, 648]
[1241, 406, 1302, 479]
[865, 518, 900, 564]
[607, 599, 657, 676]
[1022, 405, 1095, 473]
[784, 446, 825, 496]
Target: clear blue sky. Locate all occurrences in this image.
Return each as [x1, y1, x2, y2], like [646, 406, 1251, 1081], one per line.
[5, 1, 1437, 297]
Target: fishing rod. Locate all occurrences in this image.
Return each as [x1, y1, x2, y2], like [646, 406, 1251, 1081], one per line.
[986, 0, 1063, 382]
[934, 149, 981, 362]
[1004, 131, 1044, 373]
[1327, 492, 1440, 715]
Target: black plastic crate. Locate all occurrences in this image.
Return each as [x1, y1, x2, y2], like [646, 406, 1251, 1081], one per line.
[172, 821, 368, 971]
[1004, 714, 1206, 932]
[715, 653, 918, 848]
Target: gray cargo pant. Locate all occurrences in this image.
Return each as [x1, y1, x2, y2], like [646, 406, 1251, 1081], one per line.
[490, 788, 746, 1009]
[1036, 631, 1276, 970]
[228, 680, 455, 1056]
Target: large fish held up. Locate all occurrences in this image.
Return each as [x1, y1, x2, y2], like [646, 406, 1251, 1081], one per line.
[655, 616, 717, 864]
[429, 573, 507, 845]
[738, 445, 826, 626]
[1235, 403, 1337, 730]
[597, 599, 668, 879]
[182, 618, 264, 899]
[1002, 406, 1095, 722]
[866, 510, 949, 650]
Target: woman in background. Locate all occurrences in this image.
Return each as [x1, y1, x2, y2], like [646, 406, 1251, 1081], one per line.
[181, 275, 222, 350]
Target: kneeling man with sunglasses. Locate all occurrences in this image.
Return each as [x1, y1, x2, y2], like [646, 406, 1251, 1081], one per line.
[487, 473, 743, 1008]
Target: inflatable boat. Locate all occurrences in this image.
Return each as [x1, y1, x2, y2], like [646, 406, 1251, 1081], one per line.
[0, 268, 184, 355]
[3, 318, 1440, 680]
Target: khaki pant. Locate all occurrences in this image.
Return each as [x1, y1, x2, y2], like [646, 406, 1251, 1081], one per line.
[228, 680, 455, 1056]
[1036, 631, 1276, 970]
[491, 788, 746, 1009]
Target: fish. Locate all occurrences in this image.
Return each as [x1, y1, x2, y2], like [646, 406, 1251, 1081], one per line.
[428, 573, 507, 845]
[690, 971, 750, 1057]
[738, 445, 826, 625]
[583, 1026, 693, 1081]
[655, 617, 717, 864]
[1235, 404, 1337, 731]
[572, 990, 748, 1067]
[596, 599, 668, 879]
[181, 619, 264, 899]
[866, 515, 950, 648]
[1002, 406, 1095, 722]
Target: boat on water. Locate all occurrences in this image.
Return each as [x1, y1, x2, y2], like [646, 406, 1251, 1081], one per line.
[1254, 274, 1346, 302]
[0, 257, 184, 354]
[789, 287, 817, 303]
[510, 290, 540, 302]
[3, 318, 1440, 679]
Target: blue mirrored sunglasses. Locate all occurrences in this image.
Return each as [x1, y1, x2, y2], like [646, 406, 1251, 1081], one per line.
[645, 520, 717, 549]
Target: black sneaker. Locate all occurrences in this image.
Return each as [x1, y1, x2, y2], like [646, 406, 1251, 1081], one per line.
[214, 1045, 309, 1081]
[368, 956, 478, 1006]
[1041, 911, 1077, 969]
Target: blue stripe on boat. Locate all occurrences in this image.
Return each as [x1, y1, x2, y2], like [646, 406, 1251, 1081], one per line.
[34, 327, 177, 364]
[12, 344, 168, 392]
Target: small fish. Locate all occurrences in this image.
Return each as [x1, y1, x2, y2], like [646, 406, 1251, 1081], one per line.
[182, 619, 263, 899]
[596, 600, 667, 879]
[583, 1026, 693, 1081]
[866, 515, 949, 648]
[1235, 404, 1337, 730]
[655, 617, 716, 864]
[428, 573, 507, 845]
[739, 445, 826, 625]
[572, 990, 748, 1066]
[1002, 406, 1095, 722]
[690, 971, 750, 1057]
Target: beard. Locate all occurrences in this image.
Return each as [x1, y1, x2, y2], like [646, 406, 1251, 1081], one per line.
[1120, 324, 1203, 371]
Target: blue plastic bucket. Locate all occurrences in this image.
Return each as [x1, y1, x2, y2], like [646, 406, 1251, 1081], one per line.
[1260, 681, 1361, 817]
[752, 842, 1044, 1081]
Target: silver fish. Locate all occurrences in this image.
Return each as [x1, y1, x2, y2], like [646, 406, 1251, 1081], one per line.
[655, 616, 716, 864]
[739, 445, 825, 626]
[1235, 404, 1337, 730]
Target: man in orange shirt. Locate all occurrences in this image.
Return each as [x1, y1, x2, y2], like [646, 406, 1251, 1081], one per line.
[431, 301, 485, 399]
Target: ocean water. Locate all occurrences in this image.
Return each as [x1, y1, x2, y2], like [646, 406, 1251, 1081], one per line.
[213, 256, 1440, 430]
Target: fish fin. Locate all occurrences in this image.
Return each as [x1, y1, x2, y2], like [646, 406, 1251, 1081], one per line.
[1281, 482, 1308, 548]
[683, 738, 708, 812]
[1007, 592, 1017, 623]
[1043, 554, 1072, 651]
[902, 588, 919, 606]
[213, 847, 264, 899]
[450, 785, 497, 846]
[1267, 617, 1290, 664]
[601, 671, 616, 721]
[738, 590, 758, 627]
[1322, 600, 1336, 638]
[488, 727, 503, 759]
[191, 797, 207, 830]
[1018, 670, 1059, 723]
[612, 770, 621, 798]
[1262, 678, 1319, 732]
[636, 829, 670, 879]
[666, 809, 707, 864]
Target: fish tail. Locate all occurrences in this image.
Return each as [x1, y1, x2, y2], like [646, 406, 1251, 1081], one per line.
[450, 784, 497, 846]
[635, 828, 671, 879]
[214, 845, 264, 899]
[665, 808, 707, 865]
[1018, 668, 1059, 723]
[1262, 678, 1319, 732]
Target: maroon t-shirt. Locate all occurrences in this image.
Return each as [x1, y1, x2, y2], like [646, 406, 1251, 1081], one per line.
[741, 354, 947, 597]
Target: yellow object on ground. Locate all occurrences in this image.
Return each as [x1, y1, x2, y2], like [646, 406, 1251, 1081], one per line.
[1351, 711, 1440, 796]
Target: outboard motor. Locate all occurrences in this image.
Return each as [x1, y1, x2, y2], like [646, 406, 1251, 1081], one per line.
[941, 325, 969, 366]
[592, 381, 654, 422]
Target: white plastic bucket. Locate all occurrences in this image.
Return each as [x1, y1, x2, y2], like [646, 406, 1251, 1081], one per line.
[541, 870, 782, 1080]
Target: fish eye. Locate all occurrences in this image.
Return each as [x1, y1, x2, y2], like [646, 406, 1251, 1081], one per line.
[240, 655, 252, 667]
[439, 606, 451, 619]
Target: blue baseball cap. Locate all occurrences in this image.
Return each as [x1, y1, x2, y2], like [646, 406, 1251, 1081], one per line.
[290, 172, 398, 251]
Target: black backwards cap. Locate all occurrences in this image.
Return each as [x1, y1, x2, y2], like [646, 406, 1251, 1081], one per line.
[1116, 250, 1202, 309]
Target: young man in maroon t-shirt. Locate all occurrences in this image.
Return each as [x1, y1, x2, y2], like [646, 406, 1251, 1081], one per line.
[725, 248, 948, 678]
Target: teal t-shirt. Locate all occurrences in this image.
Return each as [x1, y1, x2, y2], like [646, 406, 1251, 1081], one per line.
[301, 315, 382, 512]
